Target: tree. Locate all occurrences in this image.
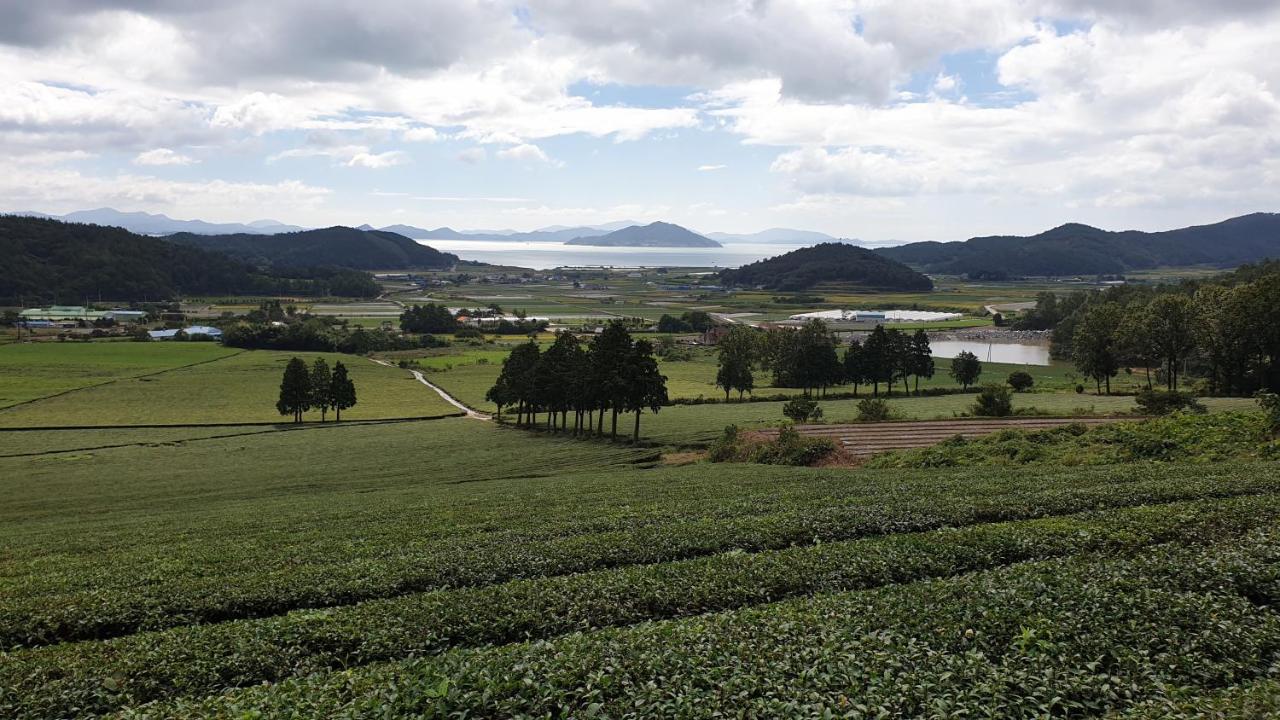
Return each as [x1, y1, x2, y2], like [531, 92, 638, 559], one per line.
[310, 358, 332, 421]
[1116, 304, 1158, 391]
[624, 339, 668, 442]
[715, 325, 757, 400]
[1147, 294, 1196, 391]
[329, 361, 357, 421]
[399, 303, 458, 334]
[276, 357, 312, 423]
[496, 340, 541, 427]
[861, 325, 893, 396]
[949, 351, 982, 389]
[591, 321, 635, 438]
[843, 339, 867, 396]
[972, 384, 1012, 416]
[1072, 303, 1122, 394]
[909, 330, 935, 395]
[1007, 370, 1035, 392]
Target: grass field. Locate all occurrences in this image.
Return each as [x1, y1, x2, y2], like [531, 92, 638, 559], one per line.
[0, 346, 458, 427]
[0, 342, 238, 408]
[639, 393, 1257, 446]
[424, 346, 1171, 416]
[2, 417, 1279, 717]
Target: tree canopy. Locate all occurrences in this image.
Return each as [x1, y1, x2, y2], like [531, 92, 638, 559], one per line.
[718, 243, 933, 292]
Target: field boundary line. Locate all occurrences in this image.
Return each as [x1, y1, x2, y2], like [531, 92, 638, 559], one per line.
[0, 412, 464, 435]
[0, 347, 244, 414]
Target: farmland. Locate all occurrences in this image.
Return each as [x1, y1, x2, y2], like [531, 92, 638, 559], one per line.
[0, 347, 458, 427]
[1, 266, 1277, 718]
[2, 412, 1280, 716]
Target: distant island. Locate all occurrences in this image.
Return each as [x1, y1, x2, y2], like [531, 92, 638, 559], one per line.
[719, 242, 933, 291]
[565, 221, 722, 247]
[876, 212, 1280, 277]
[166, 226, 458, 270]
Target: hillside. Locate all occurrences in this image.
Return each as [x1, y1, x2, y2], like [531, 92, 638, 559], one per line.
[877, 213, 1280, 277]
[0, 216, 378, 303]
[565, 221, 722, 247]
[719, 242, 933, 291]
[18, 208, 306, 235]
[166, 226, 457, 270]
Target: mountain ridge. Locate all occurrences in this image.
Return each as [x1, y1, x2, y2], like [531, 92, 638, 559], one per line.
[876, 212, 1280, 277]
[165, 226, 458, 270]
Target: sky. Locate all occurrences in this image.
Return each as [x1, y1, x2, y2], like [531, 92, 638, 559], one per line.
[2, 1, 1278, 242]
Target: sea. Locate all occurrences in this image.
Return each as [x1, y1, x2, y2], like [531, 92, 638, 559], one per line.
[414, 238, 799, 270]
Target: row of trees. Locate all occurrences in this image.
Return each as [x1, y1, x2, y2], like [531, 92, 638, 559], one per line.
[399, 303, 548, 335]
[1021, 260, 1280, 396]
[486, 322, 669, 441]
[713, 320, 982, 399]
[276, 357, 358, 423]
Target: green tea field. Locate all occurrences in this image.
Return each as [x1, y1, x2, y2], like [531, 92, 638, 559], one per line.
[0, 327, 1276, 719]
[0, 346, 458, 427]
[3, 416, 1280, 717]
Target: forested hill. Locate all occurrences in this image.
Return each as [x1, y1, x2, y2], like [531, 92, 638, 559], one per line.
[165, 226, 458, 270]
[0, 216, 379, 304]
[565, 221, 722, 247]
[718, 242, 934, 291]
[877, 213, 1280, 277]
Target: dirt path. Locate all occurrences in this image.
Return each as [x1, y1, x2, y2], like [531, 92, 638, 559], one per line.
[370, 358, 491, 420]
[761, 416, 1126, 457]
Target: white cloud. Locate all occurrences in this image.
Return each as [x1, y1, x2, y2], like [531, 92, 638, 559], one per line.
[347, 150, 407, 168]
[698, 164, 726, 171]
[402, 126, 442, 142]
[414, 195, 533, 202]
[133, 148, 197, 166]
[496, 142, 560, 166]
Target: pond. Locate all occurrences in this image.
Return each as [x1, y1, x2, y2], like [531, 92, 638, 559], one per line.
[929, 340, 1051, 366]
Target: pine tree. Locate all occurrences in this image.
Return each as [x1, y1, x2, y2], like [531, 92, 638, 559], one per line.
[329, 361, 357, 421]
[625, 339, 669, 442]
[310, 358, 332, 422]
[276, 357, 312, 423]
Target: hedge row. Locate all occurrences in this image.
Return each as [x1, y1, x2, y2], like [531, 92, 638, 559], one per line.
[113, 528, 1280, 718]
[4, 494, 1278, 718]
[7, 463, 1280, 649]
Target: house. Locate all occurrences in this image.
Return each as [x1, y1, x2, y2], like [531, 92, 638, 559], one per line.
[19, 305, 108, 322]
[148, 325, 224, 340]
[104, 310, 147, 323]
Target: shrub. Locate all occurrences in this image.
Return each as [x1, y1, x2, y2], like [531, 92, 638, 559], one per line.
[453, 327, 484, 340]
[747, 426, 835, 466]
[1257, 391, 1280, 437]
[1134, 388, 1206, 416]
[1075, 384, 1085, 394]
[706, 425, 743, 463]
[1007, 371, 1034, 392]
[972, 384, 1013, 417]
[856, 397, 893, 422]
[782, 397, 822, 423]
[706, 424, 834, 466]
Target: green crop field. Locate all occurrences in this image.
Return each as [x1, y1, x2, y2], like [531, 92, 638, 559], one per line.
[0, 342, 238, 409]
[3, 270, 1278, 718]
[2, 415, 1279, 717]
[0, 345, 458, 427]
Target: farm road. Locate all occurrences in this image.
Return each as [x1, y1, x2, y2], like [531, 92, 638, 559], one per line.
[370, 359, 491, 420]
